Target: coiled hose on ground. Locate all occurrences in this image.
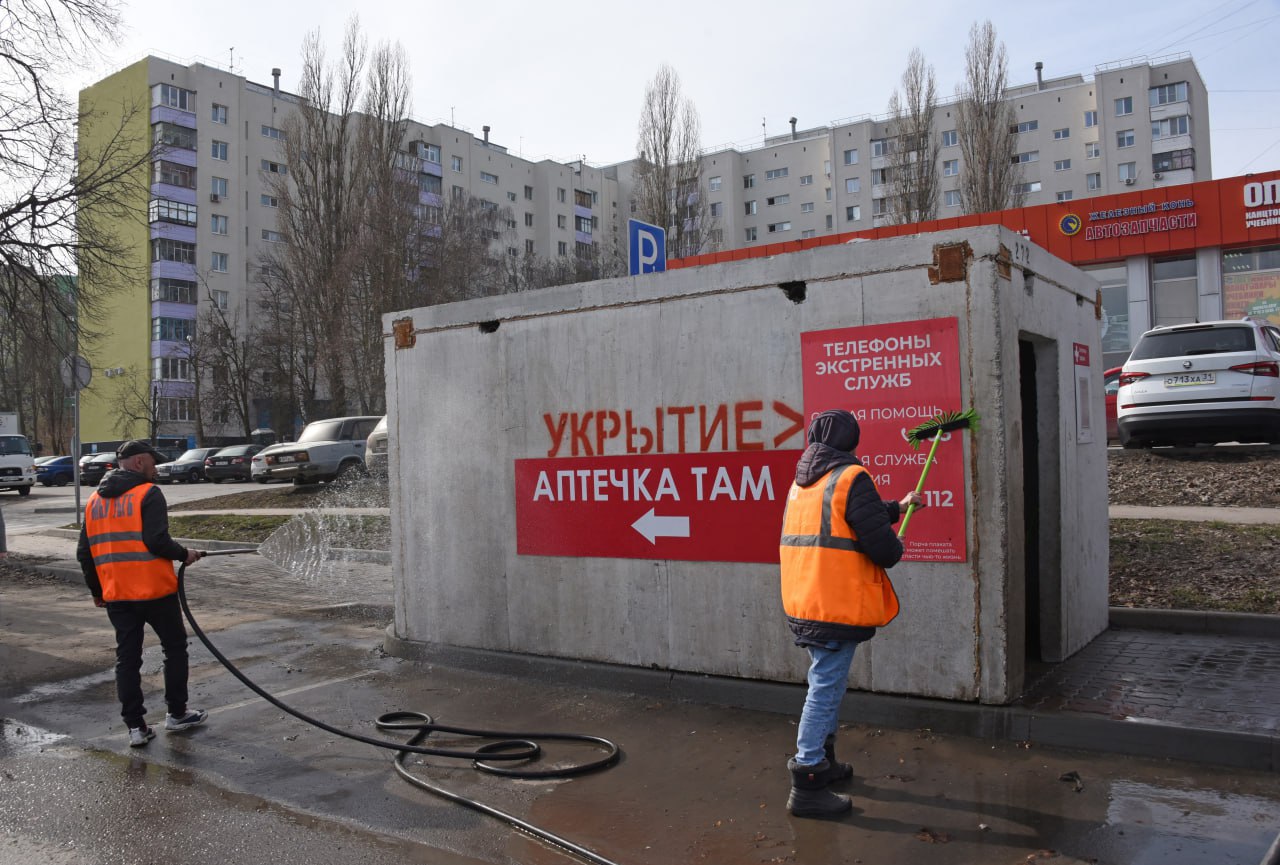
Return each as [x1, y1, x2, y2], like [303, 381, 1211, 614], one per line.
[178, 551, 623, 865]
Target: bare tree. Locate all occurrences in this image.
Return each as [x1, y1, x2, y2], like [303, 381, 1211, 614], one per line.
[633, 65, 711, 259]
[424, 193, 517, 304]
[956, 21, 1020, 215]
[888, 48, 940, 224]
[194, 289, 258, 440]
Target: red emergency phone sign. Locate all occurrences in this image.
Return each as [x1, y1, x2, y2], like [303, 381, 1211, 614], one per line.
[515, 450, 803, 562]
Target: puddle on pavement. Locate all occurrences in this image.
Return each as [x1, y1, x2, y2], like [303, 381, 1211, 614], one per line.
[0, 718, 68, 755]
[12, 667, 115, 704]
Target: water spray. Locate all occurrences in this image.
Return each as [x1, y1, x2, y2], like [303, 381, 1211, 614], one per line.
[179, 550, 623, 865]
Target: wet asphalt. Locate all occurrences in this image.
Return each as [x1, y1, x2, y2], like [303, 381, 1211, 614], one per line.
[2, 481, 1279, 865]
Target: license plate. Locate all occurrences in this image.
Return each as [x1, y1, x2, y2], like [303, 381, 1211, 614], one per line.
[213, 460, 228, 465]
[1164, 373, 1215, 387]
[278, 455, 296, 463]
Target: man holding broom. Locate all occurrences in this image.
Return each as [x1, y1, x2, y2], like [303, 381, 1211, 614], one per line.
[779, 408, 925, 819]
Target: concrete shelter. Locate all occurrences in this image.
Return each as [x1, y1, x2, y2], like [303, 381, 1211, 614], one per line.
[382, 226, 1108, 704]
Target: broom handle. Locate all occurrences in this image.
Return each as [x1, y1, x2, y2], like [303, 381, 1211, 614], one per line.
[898, 431, 943, 538]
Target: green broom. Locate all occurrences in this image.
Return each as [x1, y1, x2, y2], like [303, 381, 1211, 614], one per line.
[898, 408, 979, 538]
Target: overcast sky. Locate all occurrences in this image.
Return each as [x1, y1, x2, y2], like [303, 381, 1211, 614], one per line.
[70, 0, 1280, 177]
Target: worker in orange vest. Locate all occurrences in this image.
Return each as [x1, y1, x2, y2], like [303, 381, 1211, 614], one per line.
[779, 409, 924, 819]
[77, 440, 206, 747]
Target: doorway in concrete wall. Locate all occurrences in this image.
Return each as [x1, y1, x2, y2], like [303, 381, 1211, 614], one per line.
[1018, 336, 1063, 666]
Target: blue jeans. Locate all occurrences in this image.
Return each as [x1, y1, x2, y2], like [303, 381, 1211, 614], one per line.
[794, 640, 858, 766]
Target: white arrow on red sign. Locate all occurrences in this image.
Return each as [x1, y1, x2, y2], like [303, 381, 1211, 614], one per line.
[631, 508, 690, 544]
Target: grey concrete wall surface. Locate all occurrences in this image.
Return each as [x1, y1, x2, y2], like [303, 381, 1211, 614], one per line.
[383, 226, 1108, 704]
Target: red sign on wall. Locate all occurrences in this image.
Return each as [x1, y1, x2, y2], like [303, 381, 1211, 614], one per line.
[515, 450, 802, 562]
[800, 317, 967, 562]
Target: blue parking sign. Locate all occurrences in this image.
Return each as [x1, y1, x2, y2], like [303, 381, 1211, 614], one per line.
[628, 219, 666, 275]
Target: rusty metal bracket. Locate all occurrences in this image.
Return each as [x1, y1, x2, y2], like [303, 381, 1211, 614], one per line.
[393, 317, 416, 350]
[929, 241, 974, 284]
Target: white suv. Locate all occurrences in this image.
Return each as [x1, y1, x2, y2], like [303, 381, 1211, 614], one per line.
[1117, 317, 1280, 448]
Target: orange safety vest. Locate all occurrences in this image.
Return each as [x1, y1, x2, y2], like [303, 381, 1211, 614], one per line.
[84, 484, 177, 602]
[779, 464, 900, 628]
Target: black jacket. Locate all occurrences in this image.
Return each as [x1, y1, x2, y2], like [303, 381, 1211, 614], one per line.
[77, 469, 189, 601]
[787, 443, 905, 645]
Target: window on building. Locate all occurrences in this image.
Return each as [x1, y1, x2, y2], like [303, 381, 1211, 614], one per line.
[944, 190, 961, 207]
[1149, 82, 1189, 106]
[801, 202, 815, 213]
[872, 198, 889, 216]
[1152, 255, 1197, 327]
[1084, 110, 1098, 128]
[211, 103, 227, 124]
[575, 241, 593, 261]
[524, 212, 534, 226]
[801, 229, 816, 239]
[1152, 149, 1195, 172]
[1053, 127, 1070, 140]
[445, 155, 460, 172]
[941, 129, 958, 147]
[575, 215, 592, 233]
[1012, 151, 1039, 164]
[480, 171, 498, 184]
[871, 168, 890, 185]
[210, 214, 228, 235]
[1054, 159, 1071, 171]
[766, 194, 790, 206]
[210, 252, 228, 272]
[843, 148, 859, 165]
[1014, 181, 1042, 195]
[1115, 96, 1133, 116]
[153, 357, 192, 382]
[799, 174, 813, 186]
[1223, 245, 1280, 325]
[943, 159, 959, 177]
[824, 160, 832, 175]
[845, 204, 861, 221]
[153, 160, 195, 189]
[826, 214, 834, 229]
[523, 185, 534, 200]
[1087, 172, 1102, 191]
[452, 185, 465, 200]
[149, 198, 197, 226]
[709, 202, 721, 217]
[1118, 162, 1137, 182]
[150, 278, 197, 304]
[261, 125, 286, 141]
[744, 174, 756, 188]
[745, 227, 757, 242]
[211, 140, 228, 160]
[525, 239, 535, 254]
[420, 174, 442, 195]
[260, 194, 278, 208]
[421, 143, 441, 164]
[708, 175, 721, 192]
[825, 187, 832, 201]
[151, 316, 194, 342]
[151, 238, 195, 264]
[846, 177, 861, 193]
[261, 159, 287, 175]
[1152, 115, 1190, 139]
[261, 229, 284, 243]
[708, 228, 723, 246]
[152, 84, 195, 111]
[557, 187, 566, 203]
[745, 200, 757, 215]
[506, 192, 517, 203]
[208, 289, 227, 311]
[573, 189, 592, 208]
[1086, 141, 1101, 159]
[1116, 129, 1135, 148]
[766, 167, 788, 180]
[1011, 120, 1038, 134]
[767, 221, 791, 233]
[871, 138, 895, 157]
[1056, 190, 1073, 202]
[153, 122, 196, 150]
[211, 176, 227, 198]
[557, 241, 567, 255]
[156, 397, 193, 422]
[557, 214, 567, 229]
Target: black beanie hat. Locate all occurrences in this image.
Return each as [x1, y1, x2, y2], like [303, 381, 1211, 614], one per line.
[807, 409, 860, 452]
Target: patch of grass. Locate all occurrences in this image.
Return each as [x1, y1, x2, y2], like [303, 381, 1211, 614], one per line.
[168, 514, 291, 543]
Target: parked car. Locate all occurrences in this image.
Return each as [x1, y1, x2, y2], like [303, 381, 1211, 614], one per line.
[36, 455, 75, 486]
[258, 416, 381, 485]
[203, 444, 264, 483]
[155, 447, 221, 484]
[1103, 366, 1122, 443]
[79, 452, 119, 485]
[365, 416, 388, 479]
[1117, 317, 1280, 448]
[251, 443, 290, 483]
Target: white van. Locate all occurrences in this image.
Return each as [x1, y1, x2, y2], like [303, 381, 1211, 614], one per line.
[0, 433, 36, 496]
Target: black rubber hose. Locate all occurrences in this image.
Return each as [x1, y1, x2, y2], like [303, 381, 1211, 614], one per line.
[177, 551, 623, 865]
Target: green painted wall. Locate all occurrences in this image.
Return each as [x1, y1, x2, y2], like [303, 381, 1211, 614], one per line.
[77, 59, 153, 445]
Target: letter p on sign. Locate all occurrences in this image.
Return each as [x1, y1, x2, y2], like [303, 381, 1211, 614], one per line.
[628, 219, 666, 275]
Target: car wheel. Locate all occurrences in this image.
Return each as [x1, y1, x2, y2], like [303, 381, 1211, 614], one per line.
[41, 479, 52, 487]
[56, 477, 69, 487]
[255, 477, 268, 484]
[210, 477, 222, 483]
[18, 486, 30, 496]
[188, 469, 200, 483]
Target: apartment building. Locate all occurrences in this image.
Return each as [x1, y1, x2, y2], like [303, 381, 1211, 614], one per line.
[77, 56, 621, 445]
[608, 55, 1210, 255]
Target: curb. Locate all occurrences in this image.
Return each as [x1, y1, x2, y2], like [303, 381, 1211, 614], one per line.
[1110, 606, 1280, 638]
[383, 631, 1280, 773]
[1262, 831, 1280, 865]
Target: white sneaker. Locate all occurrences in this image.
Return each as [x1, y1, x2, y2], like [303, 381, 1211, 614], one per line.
[164, 709, 208, 732]
[128, 725, 155, 747]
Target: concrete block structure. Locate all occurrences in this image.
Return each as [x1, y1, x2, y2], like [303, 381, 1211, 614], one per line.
[383, 226, 1108, 705]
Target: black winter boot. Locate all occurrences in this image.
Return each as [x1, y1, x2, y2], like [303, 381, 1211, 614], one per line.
[823, 734, 854, 784]
[787, 758, 853, 819]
